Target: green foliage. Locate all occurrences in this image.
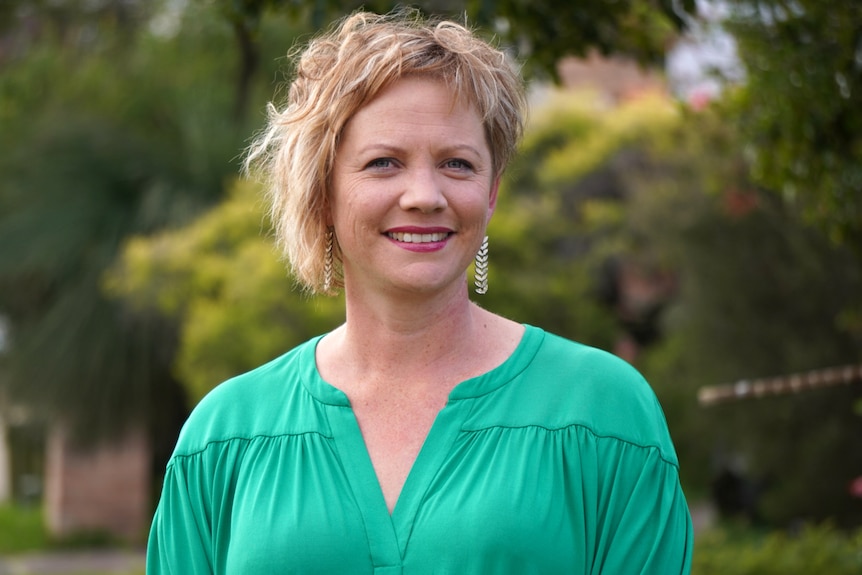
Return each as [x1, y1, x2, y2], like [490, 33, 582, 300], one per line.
[470, 0, 696, 79]
[483, 92, 680, 349]
[0, 2, 275, 441]
[207, 0, 696, 81]
[0, 504, 145, 569]
[693, 524, 862, 575]
[721, 1, 862, 248]
[622, 108, 862, 525]
[0, 504, 48, 554]
[107, 180, 344, 403]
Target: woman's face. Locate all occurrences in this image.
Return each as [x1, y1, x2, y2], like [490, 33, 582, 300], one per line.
[330, 76, 499, 298]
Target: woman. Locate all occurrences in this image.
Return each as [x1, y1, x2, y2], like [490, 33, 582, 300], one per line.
[147, 10, 693, 574]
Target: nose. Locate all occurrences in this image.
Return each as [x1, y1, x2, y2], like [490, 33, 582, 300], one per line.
[399, 167, 448, 213]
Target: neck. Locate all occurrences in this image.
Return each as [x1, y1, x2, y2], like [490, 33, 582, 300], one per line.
[351, 281, 475, 359]
[323, 278, 497, 395]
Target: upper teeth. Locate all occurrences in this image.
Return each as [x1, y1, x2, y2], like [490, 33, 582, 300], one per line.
[388, 232, 448, 243]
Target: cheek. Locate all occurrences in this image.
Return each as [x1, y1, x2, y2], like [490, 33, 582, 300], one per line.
[464, 189, 496, 225]
[329, 180, 361, 222]
[332, 193, 383, 239]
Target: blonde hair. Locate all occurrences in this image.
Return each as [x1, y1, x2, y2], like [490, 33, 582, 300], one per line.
[245, 9, 527, 294]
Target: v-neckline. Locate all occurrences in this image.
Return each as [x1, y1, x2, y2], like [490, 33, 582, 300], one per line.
[300, 325, 543, 565]
[325, 398, 467, 566]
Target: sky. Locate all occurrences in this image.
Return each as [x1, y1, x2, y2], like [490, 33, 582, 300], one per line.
[665, 0, 745, 102]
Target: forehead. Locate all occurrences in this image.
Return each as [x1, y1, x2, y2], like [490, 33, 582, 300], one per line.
[342, 76, 484, 143]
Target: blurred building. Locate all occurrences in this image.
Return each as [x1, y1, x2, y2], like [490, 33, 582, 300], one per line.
[45, 427, 150, 542]
[1, 311, 149, 542]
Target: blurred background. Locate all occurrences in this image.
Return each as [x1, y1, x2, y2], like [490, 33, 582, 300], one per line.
[0, 0, 860, 572]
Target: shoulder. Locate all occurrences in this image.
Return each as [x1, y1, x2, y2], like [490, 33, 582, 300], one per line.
[534, 330, 652, 408]
[534, 330, 643, 381]
[487, 327, 678, 464]
[171, 336, 325, 458]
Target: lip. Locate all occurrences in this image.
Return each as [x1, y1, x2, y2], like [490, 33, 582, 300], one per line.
[384, 226, 454, 252]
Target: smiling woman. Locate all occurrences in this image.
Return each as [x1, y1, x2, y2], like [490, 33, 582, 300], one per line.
[330, 76, 495, 298]
[244, 10, 524, 297]
[146, 9, 694, 575]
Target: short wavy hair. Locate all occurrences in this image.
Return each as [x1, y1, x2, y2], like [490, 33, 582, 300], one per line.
[244, 9, 527, 294]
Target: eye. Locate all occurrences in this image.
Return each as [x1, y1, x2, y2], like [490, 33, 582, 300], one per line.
[443, 158, 474, 171]
[365, 158, 395, 170]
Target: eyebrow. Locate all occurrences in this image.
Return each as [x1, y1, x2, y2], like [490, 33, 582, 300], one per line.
[355, 143, 486, 158]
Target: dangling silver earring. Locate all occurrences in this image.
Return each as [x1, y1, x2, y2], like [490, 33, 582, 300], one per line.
[323, 228, 334, 293]
[474, 235, 489, 295]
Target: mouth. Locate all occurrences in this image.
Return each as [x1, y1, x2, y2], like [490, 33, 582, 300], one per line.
[386, 231, 452, 243]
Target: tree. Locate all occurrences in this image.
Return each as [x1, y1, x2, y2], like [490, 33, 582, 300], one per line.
[105, 180, 345, 404]
[209, 0, 697, 119]
[481, 0, 695, 77]
[0, 1, 259, 445]
[720, 0, 862, 248]
[618, 106, 862, 526]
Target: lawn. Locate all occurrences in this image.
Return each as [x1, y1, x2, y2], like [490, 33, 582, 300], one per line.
[0, 504, 145, 574]
[0, 503, 48, 554]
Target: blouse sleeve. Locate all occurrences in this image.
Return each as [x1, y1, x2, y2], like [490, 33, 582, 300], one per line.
[591, 440, 693, 575]
[146, 458, 215, 575]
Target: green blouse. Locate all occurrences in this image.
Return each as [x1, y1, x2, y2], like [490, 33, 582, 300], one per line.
[147, 325, 693, 574]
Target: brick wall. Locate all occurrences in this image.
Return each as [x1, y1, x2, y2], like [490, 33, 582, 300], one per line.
[44, 426, 150, 543]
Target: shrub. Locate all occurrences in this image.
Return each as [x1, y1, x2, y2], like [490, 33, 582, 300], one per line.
[694, 523, 862, 575]
[0, 503, 48, 554]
